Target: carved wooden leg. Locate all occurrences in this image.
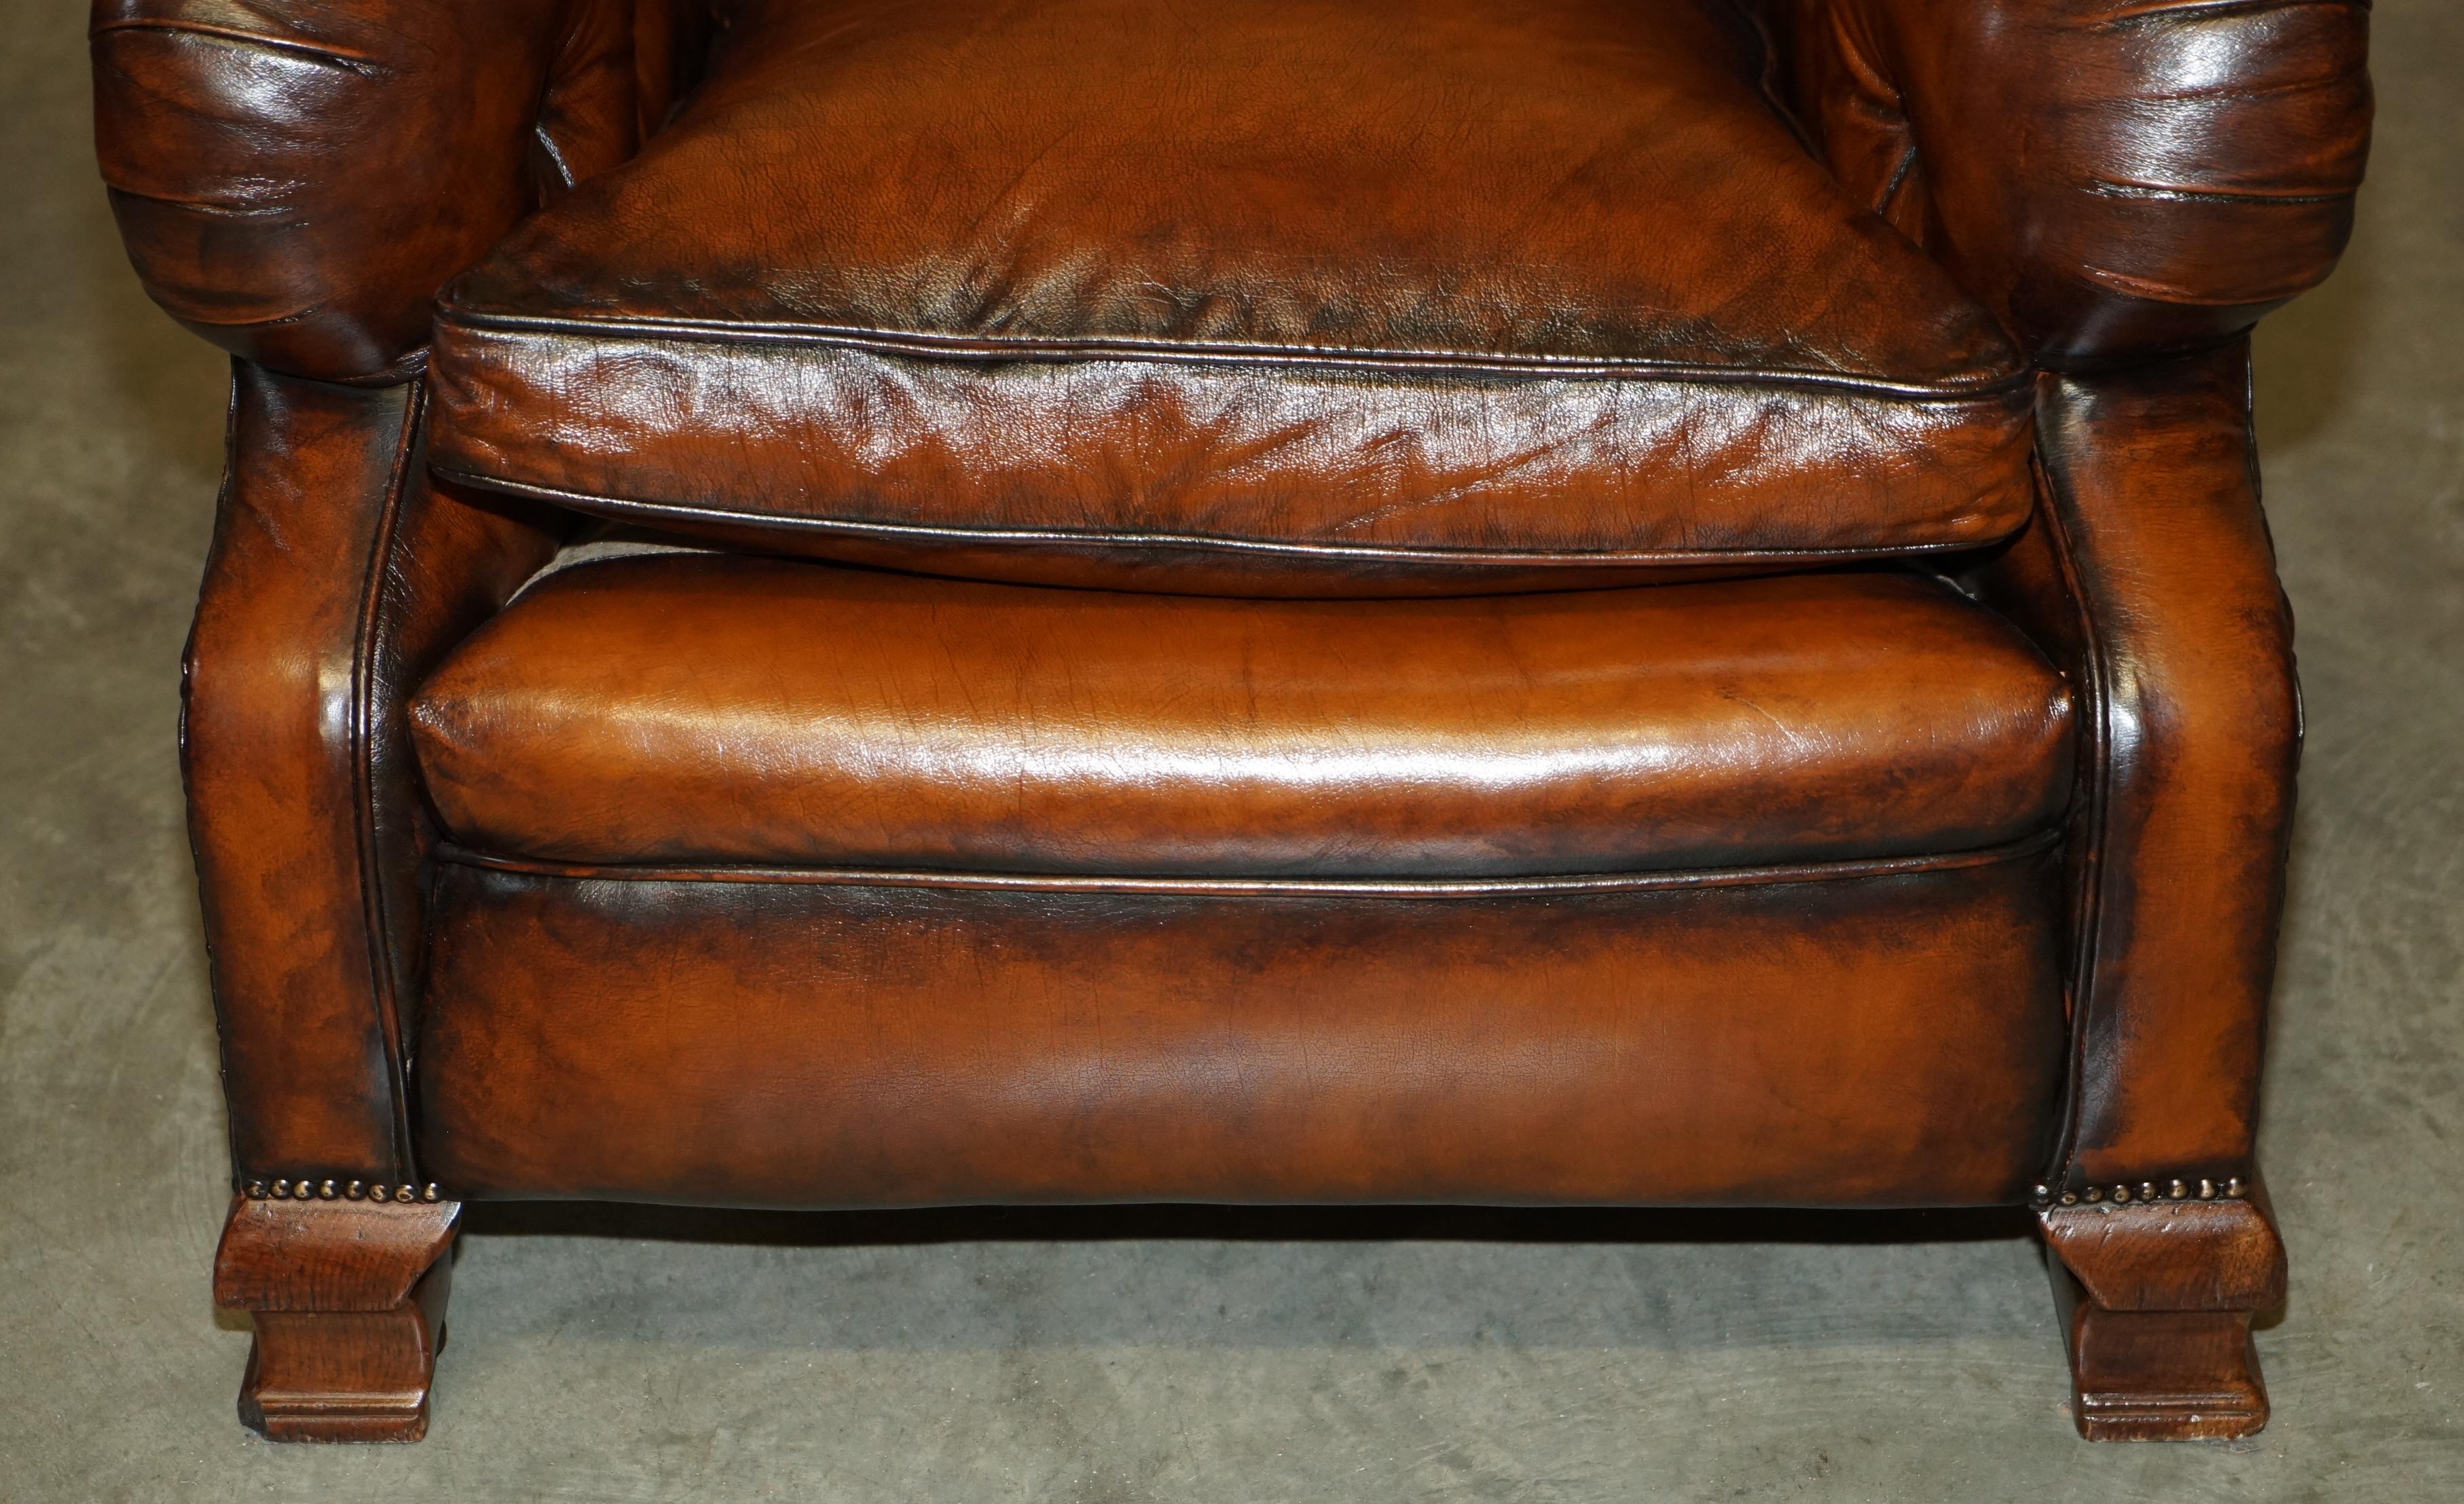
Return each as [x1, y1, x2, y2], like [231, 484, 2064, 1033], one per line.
[213, 1192, 462, 1442]
[2037, 1181, 2286, 1441]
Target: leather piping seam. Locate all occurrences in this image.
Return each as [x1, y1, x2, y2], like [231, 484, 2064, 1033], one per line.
[430, 828, 2061, 902]
[350, 380, 425, 1183]
[2029, 420, 2115, 1196]
[429, 471, 2020, 568]
[435, 310, 2032, 401]
[190, 367, 244, 1182]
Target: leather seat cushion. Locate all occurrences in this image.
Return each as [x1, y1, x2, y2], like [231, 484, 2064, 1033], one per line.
[426, 0, 2038, 596]
[407, 555, 2075, 877]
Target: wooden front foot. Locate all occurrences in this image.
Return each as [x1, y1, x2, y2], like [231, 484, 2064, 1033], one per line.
[2037, 1181, 2286, 1442]
[213, 1190, 462, 1442]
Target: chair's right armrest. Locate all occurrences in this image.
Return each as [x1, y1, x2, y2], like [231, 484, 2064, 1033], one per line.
[1968, 344, 2298, 1204]
[91, 0, 694, 384]
[1782, 0, 2372, 367]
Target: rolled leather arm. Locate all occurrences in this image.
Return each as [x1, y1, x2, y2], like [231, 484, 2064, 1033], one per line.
[1783, 0, 2372, 366]
[91, 0, 705, 383]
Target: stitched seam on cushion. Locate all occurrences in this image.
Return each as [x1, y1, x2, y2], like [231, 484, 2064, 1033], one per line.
[435, 310, 2034, 401]
[428, 471, 2022, 566]
[432, 829, 2063, 901]
[349, 378, 426, 1184]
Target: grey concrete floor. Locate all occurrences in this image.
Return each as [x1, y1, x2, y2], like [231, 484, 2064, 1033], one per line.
[3, 1, 2457, 1499]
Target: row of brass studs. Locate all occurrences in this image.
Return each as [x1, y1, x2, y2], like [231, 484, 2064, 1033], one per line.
[242, 1178, 441, 1204]
[2031, 1176, 2245, 1209]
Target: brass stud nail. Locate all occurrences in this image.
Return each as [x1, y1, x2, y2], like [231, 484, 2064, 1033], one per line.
[395, 1186, 414, 1203]
[272, 1179, 290, 1198]
[2059, 1192, 2078, 1207]
[245, 1181, 266, 1200]
[2224, 1177, 2245, 1198]
[369, 1184, 389, 1203]
[2139, 1182, 2160, 1204]
[2031, 1184, 2052, 1204]
[346, 1180, 365, 1200]
[2170, 1180, 2189, 1200]
[421, 1183, 439, 1203]
[2199, 1179, 2215, 1198]
[2112, 1186, 2131, 1203]
[2083, 1186, 2102, 1203]
[318, 1179, 337, 1200]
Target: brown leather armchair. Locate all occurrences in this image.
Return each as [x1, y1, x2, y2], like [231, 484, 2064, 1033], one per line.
[91, 0, 2370, 1443]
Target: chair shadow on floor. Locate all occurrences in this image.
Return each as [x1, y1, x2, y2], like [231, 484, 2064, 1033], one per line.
[452, 1200, 2284, 1350]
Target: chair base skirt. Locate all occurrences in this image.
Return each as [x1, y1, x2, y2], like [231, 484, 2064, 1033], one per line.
[414, 839, 2069, 1209]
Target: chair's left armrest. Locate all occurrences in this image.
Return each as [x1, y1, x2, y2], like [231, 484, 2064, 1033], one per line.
[187, 363, 568, 1188]
[91, 0, 686, 384]
[1782, 0, 2373, 367]
[1968, 344, 2298, 1198]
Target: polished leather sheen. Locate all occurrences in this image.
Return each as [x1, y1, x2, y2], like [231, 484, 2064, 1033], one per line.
[88, 0, 2372, 1443]
[408, 559, 2075, 877]
[1782, 0, 2373, 365]
[418, 844, 2069, 1207]
[1972, 344, 2300, 1193]
[184, 364, 564, 1185]
[426, 0, 2038, 593]
[183, 369, 421, 1176]
[89, 0, 699, 383]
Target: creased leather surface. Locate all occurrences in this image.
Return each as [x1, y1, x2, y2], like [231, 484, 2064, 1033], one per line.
[1786, 0, 2373, 365]
[428, 0, 2036, 591]
[418, 846, 2067, 1207]
[408, 558, 2075, 877]
[90, 0, 682, 382]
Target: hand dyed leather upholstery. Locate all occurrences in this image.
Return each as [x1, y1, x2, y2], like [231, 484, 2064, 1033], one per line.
[1970, 344, 2300, 1193]
[1780, 0, 2373, 365]
[409, 559, 2074, 876]
[92, 0, 2370, 1446]
[425, 0, 2037, 593]
[183, 363, 564, 1184]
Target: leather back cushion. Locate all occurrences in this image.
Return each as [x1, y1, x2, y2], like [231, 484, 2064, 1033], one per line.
[429, 0, 2036, 594]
